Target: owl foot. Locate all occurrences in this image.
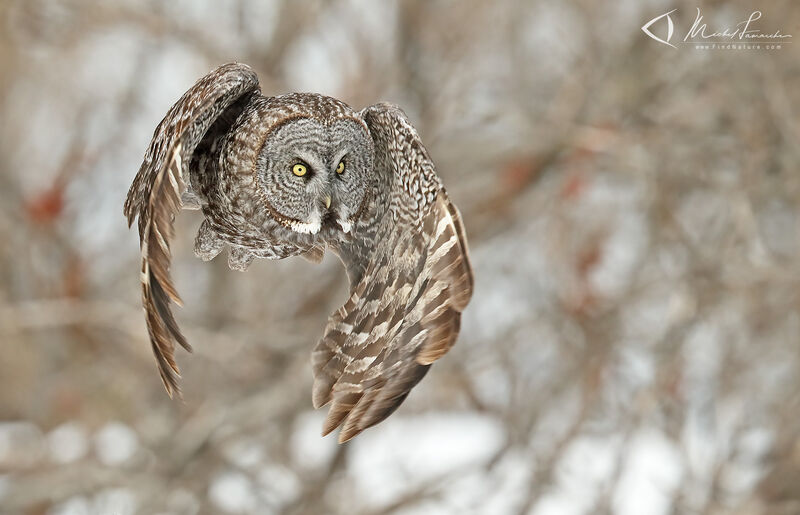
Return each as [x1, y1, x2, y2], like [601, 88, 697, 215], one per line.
[300, 246, 325, 264]
[181, 189, 202, 210]
[228, 246, 256, 271]
[194, 219, 224, 261]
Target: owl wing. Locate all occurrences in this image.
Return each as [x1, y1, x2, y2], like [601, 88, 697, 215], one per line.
[312, 103, 474, 442]
[123, 63, 260, 398]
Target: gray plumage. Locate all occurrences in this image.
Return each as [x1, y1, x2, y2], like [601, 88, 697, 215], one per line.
[124, 63, 474, 442]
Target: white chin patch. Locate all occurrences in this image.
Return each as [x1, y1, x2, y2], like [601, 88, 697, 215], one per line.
[337, 219, 352, 233]
[290, 212, 322, 234]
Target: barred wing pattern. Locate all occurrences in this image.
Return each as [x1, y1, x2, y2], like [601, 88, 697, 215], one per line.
[123, 63, 259, 397]
[312, 104, 474, 442]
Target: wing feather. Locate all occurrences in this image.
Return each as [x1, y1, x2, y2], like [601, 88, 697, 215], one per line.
[312, 104, 474, 442]
[124, 63, 259, 397]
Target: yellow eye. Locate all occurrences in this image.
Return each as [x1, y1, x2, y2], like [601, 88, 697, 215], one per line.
[336, 161, 345, 174]
[292, 164, 307, 177]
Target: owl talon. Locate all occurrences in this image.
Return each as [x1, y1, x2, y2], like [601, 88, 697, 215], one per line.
[300, 246, 325, 264]
[194, 219, 224, 261]
[228, 247, 255, 271]
[181, 190, 202, 210]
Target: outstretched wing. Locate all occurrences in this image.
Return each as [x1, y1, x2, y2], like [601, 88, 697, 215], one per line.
[312, 103, 474, 442]
[123, 63, 259, 398]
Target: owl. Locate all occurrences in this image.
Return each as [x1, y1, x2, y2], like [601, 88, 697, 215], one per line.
[124, 63, 473, 442]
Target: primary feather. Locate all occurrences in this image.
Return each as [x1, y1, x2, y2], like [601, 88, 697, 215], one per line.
[124, 63, 260, 397]
[312, 104, 474, 442]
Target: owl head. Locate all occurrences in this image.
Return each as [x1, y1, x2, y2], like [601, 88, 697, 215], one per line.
[252, 94, 374, 236]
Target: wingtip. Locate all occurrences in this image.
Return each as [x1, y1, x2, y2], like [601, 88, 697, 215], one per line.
[161, 376, 179, 400]
[311, 381, 331, 409]
[337, 414, 368, 443]
[321, 420, 337, 438]
[164, 380, 184, 401]
[321, 421, 360, 444]
[338, 429, 358, 444]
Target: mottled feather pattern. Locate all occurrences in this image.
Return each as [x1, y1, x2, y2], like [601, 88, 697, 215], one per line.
[311, 104, 474, 442]
[125, 63, 474, 441]
[124, 63, 260, 397]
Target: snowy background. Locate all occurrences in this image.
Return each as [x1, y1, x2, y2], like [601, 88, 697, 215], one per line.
[1, 0, 799, 514]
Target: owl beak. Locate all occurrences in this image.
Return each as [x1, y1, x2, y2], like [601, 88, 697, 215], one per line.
[324, 195, 331, 209]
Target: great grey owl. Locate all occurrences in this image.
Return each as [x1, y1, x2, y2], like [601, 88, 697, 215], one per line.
[124, 63, 474, 442]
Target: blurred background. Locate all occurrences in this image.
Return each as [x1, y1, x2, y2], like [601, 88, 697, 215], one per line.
[1, 0, 799, 514]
